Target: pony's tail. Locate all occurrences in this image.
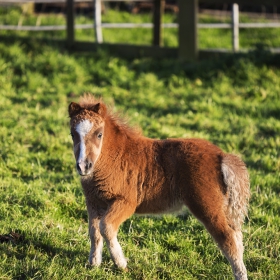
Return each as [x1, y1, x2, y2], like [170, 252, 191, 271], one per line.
[221, 154, 250, 230]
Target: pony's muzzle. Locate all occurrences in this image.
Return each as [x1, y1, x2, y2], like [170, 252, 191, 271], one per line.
[76, 159, 93, 176]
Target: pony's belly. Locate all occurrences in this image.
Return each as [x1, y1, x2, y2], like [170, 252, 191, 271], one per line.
[135, 199, 183, 215]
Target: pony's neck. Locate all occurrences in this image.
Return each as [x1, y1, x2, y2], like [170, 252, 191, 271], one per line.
[102, 118, 128, 158]
[95, 115, 149, 174]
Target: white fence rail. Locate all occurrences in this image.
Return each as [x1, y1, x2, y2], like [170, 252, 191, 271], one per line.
[2, 22, 280, 30]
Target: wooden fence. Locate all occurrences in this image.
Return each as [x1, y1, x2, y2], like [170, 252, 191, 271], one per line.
[0, 0, 280, 60]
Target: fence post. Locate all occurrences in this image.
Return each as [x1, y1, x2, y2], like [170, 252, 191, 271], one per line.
[66, 0, 74, 48]
[153, 0, 164, 46]
[178, 0, 198, 60]
[94, 0, 103, 43]
[232, 3, 239, 52]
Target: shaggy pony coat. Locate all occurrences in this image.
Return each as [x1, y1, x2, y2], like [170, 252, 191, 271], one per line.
[68, 95, 250, 280]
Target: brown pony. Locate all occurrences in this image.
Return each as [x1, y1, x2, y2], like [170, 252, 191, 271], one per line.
[68, 95, 250, 280]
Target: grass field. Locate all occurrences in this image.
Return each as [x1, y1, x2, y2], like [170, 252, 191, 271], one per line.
[0, 7, 280, 280]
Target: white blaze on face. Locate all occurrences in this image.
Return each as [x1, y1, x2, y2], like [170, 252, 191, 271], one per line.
[75, 119, 93, 162]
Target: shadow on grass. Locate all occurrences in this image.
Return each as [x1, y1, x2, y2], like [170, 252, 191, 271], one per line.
[0, 229, 81, 258]
[1, 35, 280, 79]
[121, 210, 198, 249]
[0, 229, 86, 279]
[0, 229, 130, 279]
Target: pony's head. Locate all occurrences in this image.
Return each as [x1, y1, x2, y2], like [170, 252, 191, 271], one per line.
[68, 101, 107, 176]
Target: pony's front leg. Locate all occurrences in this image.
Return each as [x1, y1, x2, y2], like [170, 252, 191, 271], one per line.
[87, 209, 103, 266]
[100, 199, 135, 269]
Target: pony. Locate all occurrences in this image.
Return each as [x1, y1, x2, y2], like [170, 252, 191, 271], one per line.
[68, 95, 250, 280]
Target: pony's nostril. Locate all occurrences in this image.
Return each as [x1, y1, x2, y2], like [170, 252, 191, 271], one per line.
[76, 162, 81, 172]
[76, 160, 92, 175]
[87, 161, 93, 170]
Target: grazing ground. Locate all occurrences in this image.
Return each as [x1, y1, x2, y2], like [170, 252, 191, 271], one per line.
[0, 8, 280, 280]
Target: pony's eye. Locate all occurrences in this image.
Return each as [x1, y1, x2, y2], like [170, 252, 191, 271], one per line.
[97, 132, 103, 139]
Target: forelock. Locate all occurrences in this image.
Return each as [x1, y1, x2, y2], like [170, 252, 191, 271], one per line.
[70, 109, 104, 128]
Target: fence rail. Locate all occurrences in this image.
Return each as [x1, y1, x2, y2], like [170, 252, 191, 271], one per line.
[2, 22, 280, 31]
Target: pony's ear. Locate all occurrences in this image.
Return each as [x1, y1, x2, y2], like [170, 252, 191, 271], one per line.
[90, 103, 107, 117]
[68, 102, 82, 118]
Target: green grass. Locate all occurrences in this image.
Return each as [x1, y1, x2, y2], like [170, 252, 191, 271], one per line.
[0, 7, 280, 280]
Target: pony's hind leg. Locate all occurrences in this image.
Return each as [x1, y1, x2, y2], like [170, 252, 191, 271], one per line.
[184, 196, 247, 280]
[206, 220, 247, 280]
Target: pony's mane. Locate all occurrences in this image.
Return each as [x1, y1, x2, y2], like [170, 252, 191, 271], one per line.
[79, 94, 102, 109]
[79, 94, 142, 137]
